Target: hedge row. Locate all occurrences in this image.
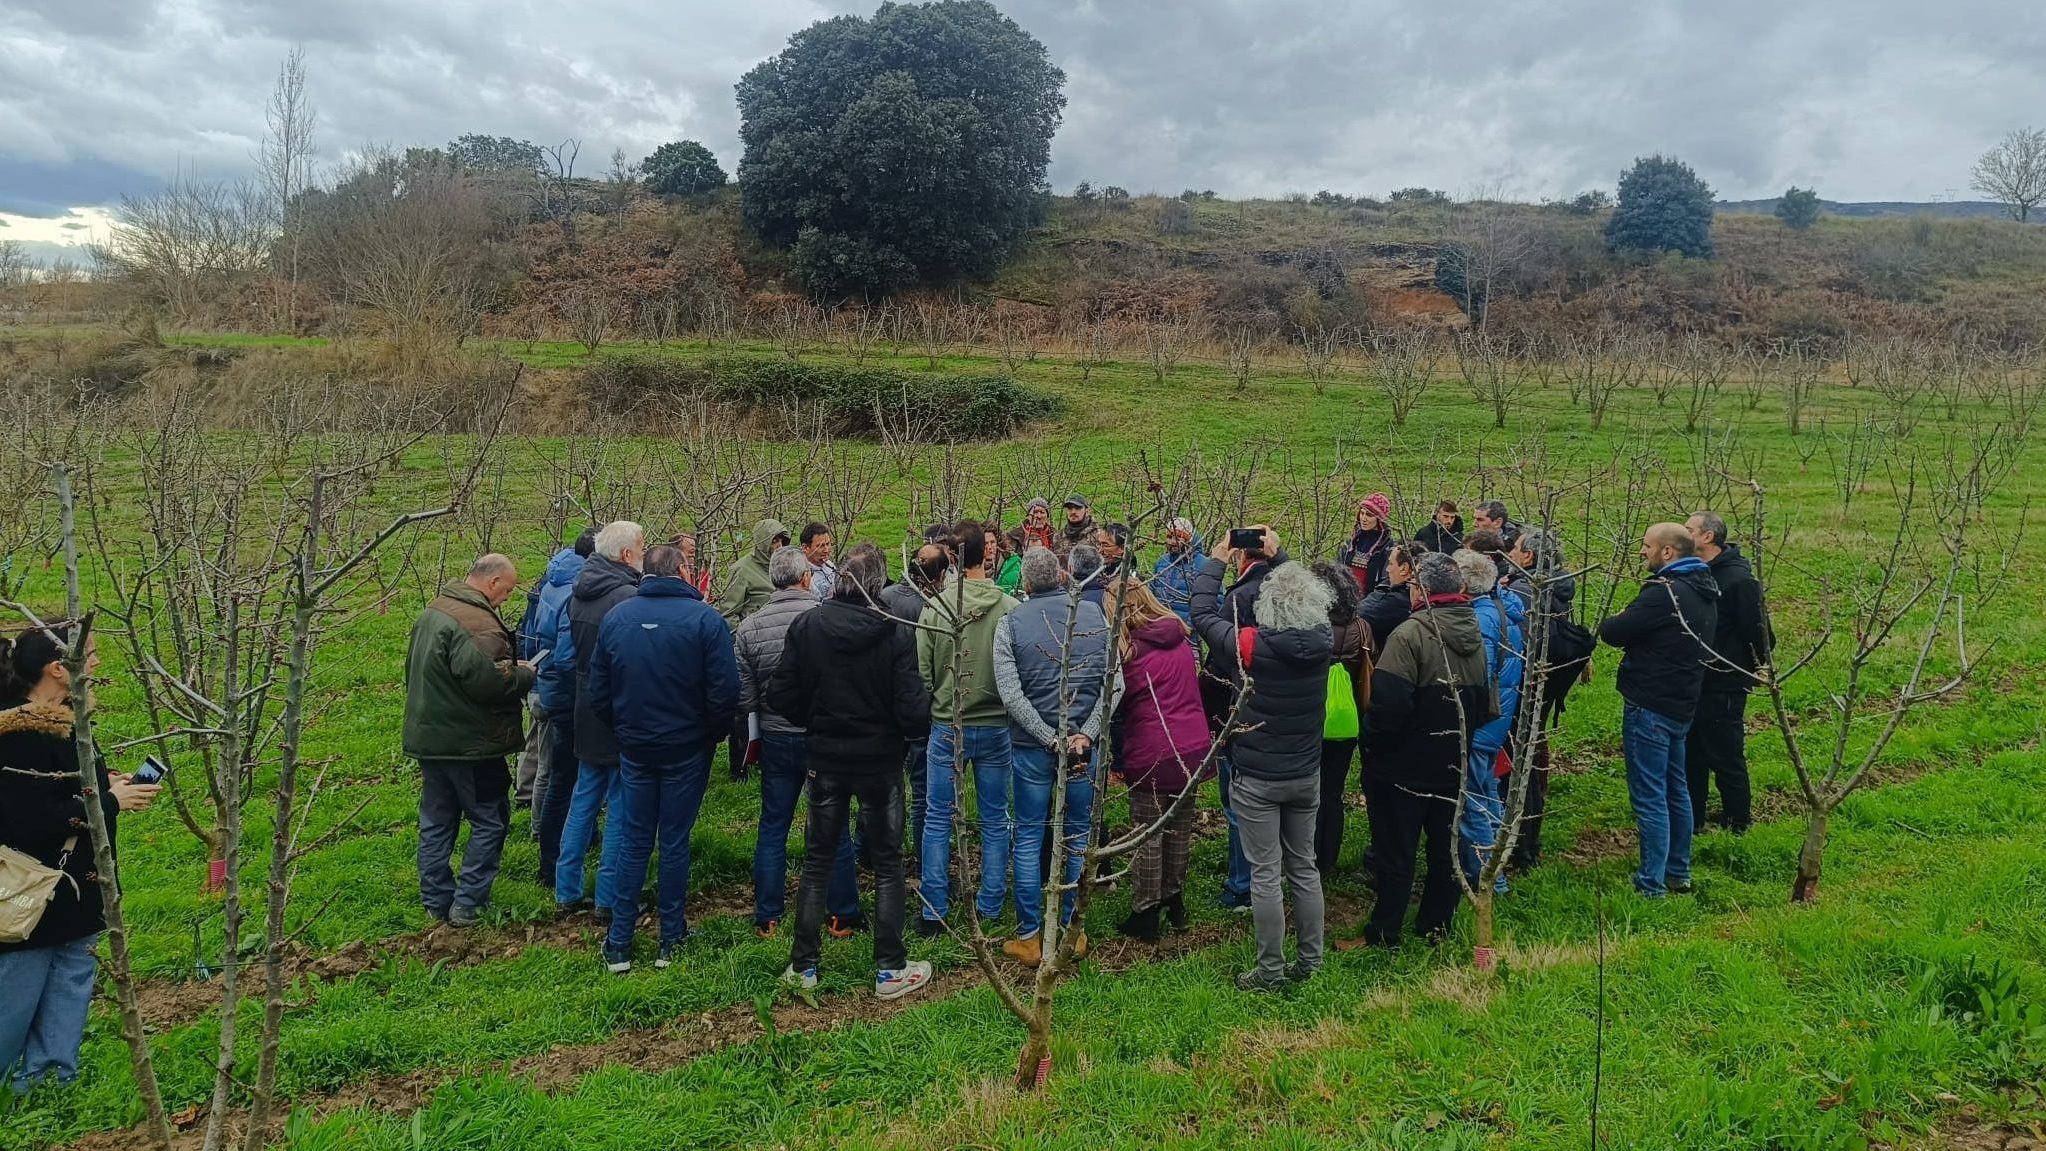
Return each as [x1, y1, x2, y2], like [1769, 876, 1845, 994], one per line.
[580, 355, 1059, 441]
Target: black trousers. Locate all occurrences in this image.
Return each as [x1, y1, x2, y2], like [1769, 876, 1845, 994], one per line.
[791, 768, 905, 973]
[1686, 692, 1752, 832]
[1314, 738, 1358, 874]
[535, 714, 577, 881]
[1364, 780, 1459, 946]
[1507, 732, 1551, 871]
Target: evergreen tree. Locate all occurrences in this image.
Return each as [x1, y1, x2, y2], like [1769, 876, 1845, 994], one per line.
[1604, 155, 1716, 258]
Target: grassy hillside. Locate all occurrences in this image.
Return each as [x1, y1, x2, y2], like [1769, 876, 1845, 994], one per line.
[2, 330, 2042, 1150]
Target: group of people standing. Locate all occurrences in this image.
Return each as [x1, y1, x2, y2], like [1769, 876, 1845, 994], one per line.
[0, 478, 1775, 1097]
[394, 489, 1772, 1004]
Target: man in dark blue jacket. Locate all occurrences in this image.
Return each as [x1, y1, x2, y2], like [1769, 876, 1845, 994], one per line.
[586, 543, 740, 972]
[1598, 523, 1721, 899]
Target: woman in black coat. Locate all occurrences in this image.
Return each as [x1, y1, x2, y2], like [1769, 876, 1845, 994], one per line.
[0, 624, 157, 1092]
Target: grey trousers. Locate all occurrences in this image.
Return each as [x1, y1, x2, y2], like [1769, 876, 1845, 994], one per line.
[515, 704, 549, 806]
[418, 758, 511, 916]
[1233, 772, 1324, 978]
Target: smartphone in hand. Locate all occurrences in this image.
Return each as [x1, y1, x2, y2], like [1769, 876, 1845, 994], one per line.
[132, 756, 169, 785]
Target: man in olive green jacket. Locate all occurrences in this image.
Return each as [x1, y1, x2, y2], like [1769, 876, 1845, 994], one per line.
[404, 554, 537, 926]
[717, 519, 791, 628]
[716, 519, 789, 779]
[914, 522, 1020, 934]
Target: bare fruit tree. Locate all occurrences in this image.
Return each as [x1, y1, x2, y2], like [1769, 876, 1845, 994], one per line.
[1733, 433, 2009, 903]
[1367, 326, 1441, 427]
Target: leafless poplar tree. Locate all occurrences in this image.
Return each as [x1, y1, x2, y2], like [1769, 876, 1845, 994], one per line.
[256, 46, 317, 333]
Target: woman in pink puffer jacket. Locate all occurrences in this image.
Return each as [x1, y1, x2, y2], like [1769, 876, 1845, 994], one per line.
[1109, 579, 1214, 942]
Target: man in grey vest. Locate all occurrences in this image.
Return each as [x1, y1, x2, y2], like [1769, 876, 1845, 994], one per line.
[992, 547, 1119, 968]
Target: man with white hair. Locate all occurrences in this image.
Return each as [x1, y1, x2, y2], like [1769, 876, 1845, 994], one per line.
[1451, 548, 1523, 895]
[737, 546, 861, 938]
[404, 554, 536, 926]
[552, 521, 644, 918]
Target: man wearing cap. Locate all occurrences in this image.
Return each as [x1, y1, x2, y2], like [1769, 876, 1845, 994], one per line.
[1059, 496, 1096, 560]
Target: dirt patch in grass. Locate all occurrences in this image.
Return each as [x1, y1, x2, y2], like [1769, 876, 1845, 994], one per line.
[1563, 823, 1637, 867]
[1929, 1108, 2046, 1150]
[71, 910, 1252, 1151]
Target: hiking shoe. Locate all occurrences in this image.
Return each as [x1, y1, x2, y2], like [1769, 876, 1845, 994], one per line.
[1286, 959, 1319, 983]
[655, 937, 688, 969]
[876, 961, 933, 1001]
[602, 945, 631, 975]
[782, 965, 818, 992]
[1219, 891, 1253, 915]
[828, 914, 867, 939]
[1668, 878, 1696, 895]
[555, 899, 592, 920]
[916, 918, 947, 940]
[1163, 893, 1188, 930]
[1235, 969, 1288, 993]
[448, 905, 482, 929]
[1071, 930, 1089, 960]
[755, 919, 778, 939]
[1002, 935, 1043, 969]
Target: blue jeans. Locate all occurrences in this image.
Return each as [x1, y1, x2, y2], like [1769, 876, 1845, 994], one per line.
[1623, 703, 1695, 896]
[755, 732, 859, 927]
[1216, 758, 1252, 902]
[1010, 743, 1095, 939]
[1457, 747, 1510, 895]
[554, 760, 624, 908]
[606, 750, 714, 951]
[0, 934, 98, 1092]
[919, 723, 1015, 922]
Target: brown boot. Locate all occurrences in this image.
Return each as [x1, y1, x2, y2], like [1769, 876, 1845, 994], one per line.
[1002, 935, 1042, 968]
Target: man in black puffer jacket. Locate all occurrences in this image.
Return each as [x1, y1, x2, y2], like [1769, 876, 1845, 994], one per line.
[1684, 511, 1772, 835]
[552, 522, 643, 916]
[1192, 529, 1333, 991]
[1353, 553, 1496, 949]
[769, 544, 934, 1001]
[1599, 523, 1720, 899]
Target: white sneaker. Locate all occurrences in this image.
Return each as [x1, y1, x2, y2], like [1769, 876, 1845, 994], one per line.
[782, 965, 818, 991]
[876, 960, 933, 1001]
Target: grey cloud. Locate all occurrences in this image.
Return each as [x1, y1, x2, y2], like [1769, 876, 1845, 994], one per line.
[3, 0, 2043, 216]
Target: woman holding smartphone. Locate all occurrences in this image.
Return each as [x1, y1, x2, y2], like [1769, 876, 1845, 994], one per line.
[0, 623, 158, 1092]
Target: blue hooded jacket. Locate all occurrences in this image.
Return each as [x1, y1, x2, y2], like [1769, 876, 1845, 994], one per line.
[1149, 532, 1206, 627]
[586, 576, 740, 766]
[525, 548, 584, 716]
[1471, 588, 1525, 756]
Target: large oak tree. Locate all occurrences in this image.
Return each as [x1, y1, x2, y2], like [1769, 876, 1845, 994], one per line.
[736, 0, 1065, 297]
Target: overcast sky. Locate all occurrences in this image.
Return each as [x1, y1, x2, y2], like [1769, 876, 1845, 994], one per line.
[5, 0, 2043, 261]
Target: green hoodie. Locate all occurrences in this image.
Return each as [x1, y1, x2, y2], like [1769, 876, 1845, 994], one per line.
[718, 519, 787, 626]
[916, 576, 1018, 728]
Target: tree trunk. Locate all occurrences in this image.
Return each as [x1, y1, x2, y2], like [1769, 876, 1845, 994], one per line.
[1791, 806, 1829, 903]
[1012, 1008, 1052, 1092]
[244, 593, 313, 1149]
[1471, 888, 1497, 972]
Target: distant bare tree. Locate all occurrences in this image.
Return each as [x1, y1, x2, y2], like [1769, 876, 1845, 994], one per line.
[1294, 322, 1343, 394]
[1453, 328, 1525, 429]
[1444, 189, 1533, 328]
[256, 45, 317, 333]
[314, 149, 496, 364]
[96, 174, 270, 325]
[0, 238, 31, 294]
[1972, 127, 2046, 222]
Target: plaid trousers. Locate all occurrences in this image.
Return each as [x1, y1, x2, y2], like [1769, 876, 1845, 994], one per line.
[1128, 785, 1196, 912]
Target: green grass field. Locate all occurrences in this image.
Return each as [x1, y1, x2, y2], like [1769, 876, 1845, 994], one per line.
[3, 332, 2043, 1150]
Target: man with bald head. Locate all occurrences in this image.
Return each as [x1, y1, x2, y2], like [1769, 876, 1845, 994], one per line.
[1598, 523, 1720, 899]
[404, 554, 538, 926]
